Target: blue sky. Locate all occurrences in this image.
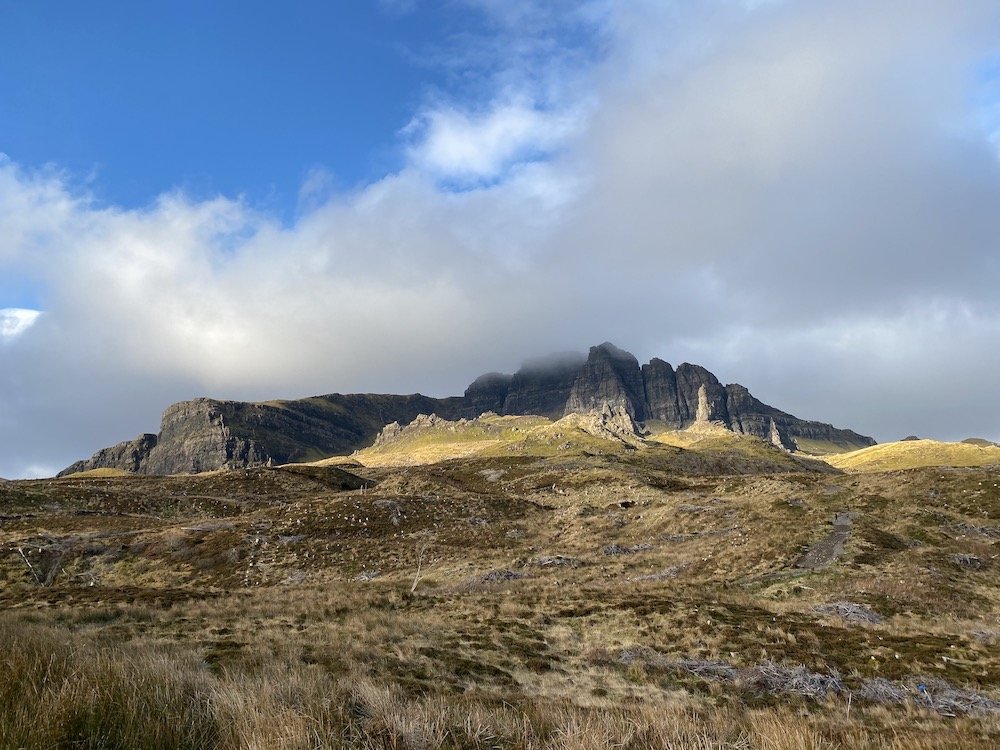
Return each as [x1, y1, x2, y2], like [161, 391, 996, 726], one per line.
[2, 0, 1000, 478]
[0, 1, 475, 212]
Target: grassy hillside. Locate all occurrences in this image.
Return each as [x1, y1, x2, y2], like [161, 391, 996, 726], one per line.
[335, 413, 559, 466]
[329, 413, 826, 479]
[2, 433, 999, 747]
[792, 436, 876, 456]
[61, 467, 132, 478]
[824, 438, 1000, 472]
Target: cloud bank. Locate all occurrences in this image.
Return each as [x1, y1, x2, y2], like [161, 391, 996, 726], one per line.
[2, 0, 1000, 478]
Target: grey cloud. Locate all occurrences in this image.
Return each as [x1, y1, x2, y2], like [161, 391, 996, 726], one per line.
[2, 0, 1000, 477]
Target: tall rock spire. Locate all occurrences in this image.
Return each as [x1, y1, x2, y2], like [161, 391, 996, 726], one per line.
[564, 343, 648, 420]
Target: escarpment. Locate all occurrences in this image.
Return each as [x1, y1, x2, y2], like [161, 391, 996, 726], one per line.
[62, 342, 874, 475]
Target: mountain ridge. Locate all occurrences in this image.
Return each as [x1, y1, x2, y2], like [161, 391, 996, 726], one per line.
[60, 342, 875, 476]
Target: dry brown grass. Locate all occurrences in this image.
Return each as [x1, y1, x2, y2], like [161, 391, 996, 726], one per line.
[1, 434, 999, 747]
[3, 602, 999, 749]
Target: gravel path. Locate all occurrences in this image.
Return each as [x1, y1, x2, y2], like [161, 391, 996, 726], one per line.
[796, 511, 854, 569]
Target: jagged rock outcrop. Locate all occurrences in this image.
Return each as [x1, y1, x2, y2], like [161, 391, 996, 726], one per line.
[723, 383, 868, 451]
[459, 342, 872, 452]
[371, 413, 461, 448]
[694, 385, 713, 424]
[674, 364, 730, 424]
[565, 402, 644, 446]
[63, 342, 875, 476]
[373, 421, 406, 447]
[564, 343, 648, 420]
[375, 404, 644, 453]
[724, 384, 795, 450]
[768, 419, 786, 450]
[641, 358, 730, 427]
[59, 433, 158, 477]
[65, 394, 463, 476]
[369, 412, 525, 453]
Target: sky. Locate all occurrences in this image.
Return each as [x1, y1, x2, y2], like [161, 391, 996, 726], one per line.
[2, 0, 1000, 479]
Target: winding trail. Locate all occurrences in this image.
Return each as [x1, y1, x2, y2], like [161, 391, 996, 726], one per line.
[796, 511, 854, 569]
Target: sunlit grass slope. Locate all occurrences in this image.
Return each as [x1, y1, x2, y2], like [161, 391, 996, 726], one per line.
[824, 438, 1000, 472]
[58, 467, 132, 478]
[308, 413, 575, 467]
[309, 413, 825, 474]
[308, 412, 655, 469]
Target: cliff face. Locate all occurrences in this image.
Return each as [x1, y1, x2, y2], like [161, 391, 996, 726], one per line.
[564, 343, 648, 420]
[461, 372, 512, 417]
[59, 433, 159, 477]
[496, 352, 586, 419]
[640, 359, 675, 422]
[673, 363, 730, 425]
[62, 342, 875, 476]
[62, 393, 463, 477]
[466, 342, 873, 452]
[140, 400, 272, 475]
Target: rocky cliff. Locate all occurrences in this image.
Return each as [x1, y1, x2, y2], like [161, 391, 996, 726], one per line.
[61, 393, 462, 477]
[564, 343, 648, 420]
[62, 342, 874, 475]
[489, 352, 586, 419]
[463, 343, 874, 453]
[60, 433, 159, 476]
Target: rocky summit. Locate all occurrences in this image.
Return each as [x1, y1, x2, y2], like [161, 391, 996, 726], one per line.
[61, 343, 874, 476]
[462, 343, 873, 452]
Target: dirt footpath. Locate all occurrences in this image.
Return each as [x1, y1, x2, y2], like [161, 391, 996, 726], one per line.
[796, 511, 854, 569]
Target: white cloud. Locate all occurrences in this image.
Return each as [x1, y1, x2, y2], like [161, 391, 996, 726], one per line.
[0, 308, 41, 341]
[405, 97, 584, 184]
[2, 0, 1000, 478]
[396, 0, 601, 186]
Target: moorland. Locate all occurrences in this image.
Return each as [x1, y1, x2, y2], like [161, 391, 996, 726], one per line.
[2, 412, 999, 749]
